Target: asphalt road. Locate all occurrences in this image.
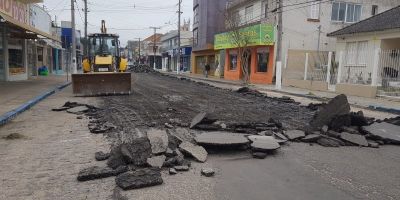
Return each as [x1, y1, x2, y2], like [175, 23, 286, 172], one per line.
[0, 72, 399, 200]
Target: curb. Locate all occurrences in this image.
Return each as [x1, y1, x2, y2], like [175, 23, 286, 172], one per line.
[0, 82, 71, 126]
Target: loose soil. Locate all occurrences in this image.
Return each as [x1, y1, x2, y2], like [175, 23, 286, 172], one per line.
[96, 73, 315, 137]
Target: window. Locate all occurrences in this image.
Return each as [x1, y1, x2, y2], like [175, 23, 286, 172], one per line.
[229, 50, 238, 70]
[331, 2, 361, 23]
[372, 5, 378, 15]
[193, 6, 199, 24]
[8, 38, 25, 75]
[346, 41, 368, 66]
[263, 0, 269, 19]
[309, 2, 320, 20]
[245, 5, 254, 23]
[257, 48, 269, 72]
[193, 28, 198, 46]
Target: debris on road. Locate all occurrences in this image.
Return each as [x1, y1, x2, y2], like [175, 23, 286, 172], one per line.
[107, 138, 152, 169]
[95, 151, 110, 161]
[195, 132, 249, 147]
[284, 130, 305, 140]
[340, 132, 369, 147]
[248, 135, 280, 152]
[179, 141, 208, 163]
[77, 165, 128, 182]
[174, 165, 190, 172]
[56, 72, 400, 192]
[66, 106, 89, 114]
[129, 64, 156, 73]
[147, 155, 166, 168]
[308, 94, 351, 131]
[190, 112, 208, 129]
[252, 152, 268, 159]
[2, 133, 26, 140]
[201, 168, 215, 177]
[169, 168, 177, 175]
[362, 122, 400, 144]
[115, 168, 163, 190]
[147, 129, 169, 154]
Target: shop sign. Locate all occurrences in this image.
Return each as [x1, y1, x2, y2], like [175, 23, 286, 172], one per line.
[214, 24, 275, 50]
[0, 0, 28, 24]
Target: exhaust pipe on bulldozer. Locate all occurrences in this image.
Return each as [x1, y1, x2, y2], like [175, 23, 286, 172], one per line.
[72, 72, 132, 96]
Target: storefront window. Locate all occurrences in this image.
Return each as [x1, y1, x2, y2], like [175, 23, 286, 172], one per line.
[257, 47, 269, 72]
[8, 38, 24, 75]
[229, 50, 238, 70]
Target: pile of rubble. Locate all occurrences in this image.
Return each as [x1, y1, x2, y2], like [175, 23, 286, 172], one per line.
[301, 94, 400, 147]
[129, 64, 156, 73]
[53, 92, 400, 191]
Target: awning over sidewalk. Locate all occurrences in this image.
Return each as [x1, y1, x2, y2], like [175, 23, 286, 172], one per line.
[0, 13, 61, 42]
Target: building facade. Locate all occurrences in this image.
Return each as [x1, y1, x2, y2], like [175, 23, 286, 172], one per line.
[192, 0, 228, 76]
[143, 33, 162, 69]
[215, 0, 276, 84]
[161, 21, 193, 72]
[280, 0, 400, 91]
[205, 0, 400, 85]
[0, 0, 60, 81]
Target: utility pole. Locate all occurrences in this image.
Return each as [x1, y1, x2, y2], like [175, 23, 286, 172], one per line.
[276, 0, 283, 63]
[135, 37, 141, 64]
[83, 0, 88, 57]
[71, 0, 77, 74]
[177, 0, 182, 74]
[149, 26, 160, 70]
[317, 25, 322, 52]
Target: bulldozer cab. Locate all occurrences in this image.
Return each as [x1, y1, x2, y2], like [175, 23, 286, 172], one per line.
[89, 34, 119, 57]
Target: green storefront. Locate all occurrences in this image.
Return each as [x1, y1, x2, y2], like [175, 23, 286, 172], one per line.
[214, 23, 276, 84]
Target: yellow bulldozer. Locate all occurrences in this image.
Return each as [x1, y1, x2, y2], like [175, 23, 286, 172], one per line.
[72, 20, 131, 96]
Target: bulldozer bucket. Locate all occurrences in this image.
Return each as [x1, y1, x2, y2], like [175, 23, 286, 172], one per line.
[72, 72, 131, 96]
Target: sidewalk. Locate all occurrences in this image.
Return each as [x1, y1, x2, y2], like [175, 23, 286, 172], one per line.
[0, 75, 70, 117]
[161, 71, 400, 114]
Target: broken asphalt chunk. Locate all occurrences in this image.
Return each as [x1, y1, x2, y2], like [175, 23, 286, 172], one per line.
[190, 112, 207, 129]
[340, 132, 368, 147]
[115, 168, 163, 190]
[201, 168, 215, 177]
[301, 134, 321, 143]
[95, 151, 110, 161]
[107, 138, 152, 169]
[252, 152, 268, 159]
[249, 136, 280, 151]
[285, 130, 305, 140]
[174, 165, 189, 171]
[66, 106, 89, 114]
[169, 168, 177, 175]
[308, 94, 350, 131]
[147, 129, 169, 154]
[317, 136, 344, 147]
[194, 132, 249, 146]
[146, 155, 166, 168]
[362, 122, 400, 144]
[77, 165, 128, 182]
[179, 142, 207, 162]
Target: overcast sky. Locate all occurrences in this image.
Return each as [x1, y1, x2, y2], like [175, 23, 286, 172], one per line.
[39, 0, 193, 46]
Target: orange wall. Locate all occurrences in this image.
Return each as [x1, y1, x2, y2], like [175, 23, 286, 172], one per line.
[224, 49, 242, 81]
[223, 46, 274, 84]
[250, 46, 274, 84]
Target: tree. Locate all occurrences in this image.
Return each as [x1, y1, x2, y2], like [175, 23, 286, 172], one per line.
[224, 9, 253, 85]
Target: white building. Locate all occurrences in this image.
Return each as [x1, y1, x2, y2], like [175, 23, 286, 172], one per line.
[160, 24, 193, 72]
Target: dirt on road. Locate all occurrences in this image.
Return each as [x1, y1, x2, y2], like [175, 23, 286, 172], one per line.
[98, 73, 315, 134]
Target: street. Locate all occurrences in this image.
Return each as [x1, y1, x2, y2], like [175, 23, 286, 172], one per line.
[1, 72, 399, 200]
